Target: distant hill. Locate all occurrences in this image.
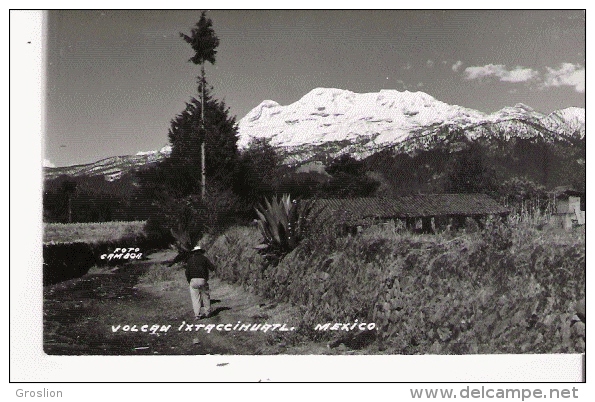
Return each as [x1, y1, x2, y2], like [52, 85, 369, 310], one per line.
[363, 135, 585, 196]
[44, 145, 172, 182]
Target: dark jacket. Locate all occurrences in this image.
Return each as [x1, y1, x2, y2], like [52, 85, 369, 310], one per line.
[184, 252, 215, 283]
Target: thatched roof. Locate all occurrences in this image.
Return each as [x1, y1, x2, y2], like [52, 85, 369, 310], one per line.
[306, 194, 509, 224]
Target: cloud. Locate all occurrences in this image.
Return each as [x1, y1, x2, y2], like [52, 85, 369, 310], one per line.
[500, 68, 540, 83]
[460, 62, 584, 93]
[464, 64, 506, 80]
[417, 82, 424, 88]
[43, 158, 55, 168]
[451, 60, 463, 72]
[464, 64, 539, 83]
[542, 63, 585, 92]
[426, 59, 434, 68]
[402, 62, 412, 70]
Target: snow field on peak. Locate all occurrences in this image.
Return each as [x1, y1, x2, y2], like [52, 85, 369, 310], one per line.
[237, 87, 489, 149]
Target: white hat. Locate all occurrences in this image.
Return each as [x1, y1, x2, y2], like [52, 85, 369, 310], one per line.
[191, 244, 204, 252]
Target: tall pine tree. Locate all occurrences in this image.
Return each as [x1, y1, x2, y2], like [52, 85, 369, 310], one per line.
[162, 11, 238, 197]
[179, 11, 220, 199]
[137, 12, 240, 244]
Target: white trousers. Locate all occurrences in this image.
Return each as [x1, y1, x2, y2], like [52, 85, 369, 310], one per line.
[189, 278, 211, 317]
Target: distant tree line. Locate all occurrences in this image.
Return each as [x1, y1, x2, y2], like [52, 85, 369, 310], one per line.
[43, 172, 162, 223]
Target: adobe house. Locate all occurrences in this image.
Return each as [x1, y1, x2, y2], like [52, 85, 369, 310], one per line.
[308, 194, 510, 234]
[552, 189, 585, 230]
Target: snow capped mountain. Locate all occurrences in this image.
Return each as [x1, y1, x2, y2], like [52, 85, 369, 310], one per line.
[541, 107, 585, 138]
[45, 87, 584, 181]
[489, 103, 543, 122]
[237, 87, 585, 163]
[238, 87, 485, 149]
[136, 144, 172, 157]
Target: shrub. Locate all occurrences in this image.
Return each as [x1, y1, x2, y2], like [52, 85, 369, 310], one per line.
[43, 235, 161, 286]
[143, 183, 245, 253]
[43, 242, 96, 285]
[43, 221, 166, 285]
[208, 226, 264, 294]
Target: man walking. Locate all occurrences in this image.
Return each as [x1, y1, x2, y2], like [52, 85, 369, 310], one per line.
[185, 244, 216, 319]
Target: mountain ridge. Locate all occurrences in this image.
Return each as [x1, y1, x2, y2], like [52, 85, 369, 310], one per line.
[238, 87, 584, 164]
[44, 87, 584, 180]
[44, 145, 172, 181]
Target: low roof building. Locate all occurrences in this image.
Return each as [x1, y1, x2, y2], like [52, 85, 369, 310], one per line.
[305, 194, 509, 232]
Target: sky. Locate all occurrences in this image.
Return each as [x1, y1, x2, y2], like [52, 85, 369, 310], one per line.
[44, 9, 585, 167]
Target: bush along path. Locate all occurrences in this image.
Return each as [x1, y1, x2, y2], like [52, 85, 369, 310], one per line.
[43, 250, 330, 355]
[209, 224, 585, 355]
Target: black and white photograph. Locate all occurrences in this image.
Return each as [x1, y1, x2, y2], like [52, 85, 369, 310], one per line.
[11, 8, 587, 383]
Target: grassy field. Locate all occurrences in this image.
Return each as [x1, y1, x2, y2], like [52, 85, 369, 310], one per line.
[43, 221, 146, 244]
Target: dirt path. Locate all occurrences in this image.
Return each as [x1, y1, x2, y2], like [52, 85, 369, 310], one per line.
[44, 250, 329, 355]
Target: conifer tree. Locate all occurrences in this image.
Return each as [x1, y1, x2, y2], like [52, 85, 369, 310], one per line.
[139, 12, 239, 243]
[179, 11, 220, 199]
[167, 89, 238, 195]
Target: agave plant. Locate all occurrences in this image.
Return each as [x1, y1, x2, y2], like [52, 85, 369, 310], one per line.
[170, 222, 193, 253]
[255, 194, 294, 251]
[255, 194, 316, 258]
[165, 195, 208, 253]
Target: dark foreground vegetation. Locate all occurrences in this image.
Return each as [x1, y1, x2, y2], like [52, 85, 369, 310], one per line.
[207, 216, 585, 354]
